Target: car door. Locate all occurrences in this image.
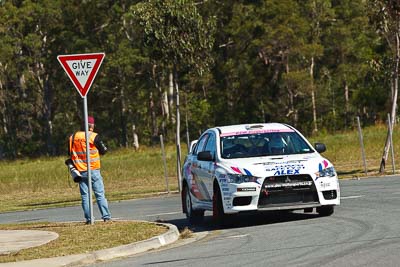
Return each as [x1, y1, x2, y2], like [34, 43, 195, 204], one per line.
[199, 132, 217, 201]
[189, 133, 211, 202]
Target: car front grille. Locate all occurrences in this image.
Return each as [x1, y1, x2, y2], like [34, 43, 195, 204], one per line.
[258, 174, 318, 208]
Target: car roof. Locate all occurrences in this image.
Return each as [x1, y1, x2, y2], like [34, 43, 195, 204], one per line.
[214, 123, 295, 137]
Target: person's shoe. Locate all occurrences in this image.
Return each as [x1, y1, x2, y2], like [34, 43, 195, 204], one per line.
[85, 220, 92, 225]
[103, 218, 112, 223]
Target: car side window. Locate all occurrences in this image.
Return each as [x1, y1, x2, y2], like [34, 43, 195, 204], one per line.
[193, 133, 209, 155]
[204, 133, 216, 157]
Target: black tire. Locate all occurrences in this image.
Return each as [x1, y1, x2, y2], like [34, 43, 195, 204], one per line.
[213, 184, 230, 227]
[317, 205, 334, 216]
[183, 185, 204, 224]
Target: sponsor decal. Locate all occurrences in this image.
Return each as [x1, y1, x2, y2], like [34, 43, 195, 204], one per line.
[320, 181, 331, 188]
[222, 187, 230, 192]
[259, 160, 305, 166]
[220, 129, 294, 137]
[264, 181, 312, 189]
[261, 162, 279, 166]
[189, 172, 203, 199]
[223, 192, 231, 196]
[244, 168, 252, 176]
[184, 164, 193, 182]
[237, 187, 256, 192]
[265, 163, 305, 176]
[231, 166, 253, 176]
[224, 197, 231, 200]
[231, 166, 241, 173]
[323, 160, 329, 168]
[318, 160, 329, 172]
[274, 169, 300, 175]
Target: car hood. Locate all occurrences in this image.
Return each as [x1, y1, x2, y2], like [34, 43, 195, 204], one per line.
[218, 153, 333, 178]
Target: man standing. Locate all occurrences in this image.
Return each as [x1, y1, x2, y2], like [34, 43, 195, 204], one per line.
[68, 116, 111, 224]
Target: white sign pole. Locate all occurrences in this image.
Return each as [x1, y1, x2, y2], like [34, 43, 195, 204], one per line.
[83, 96, 94, 224]
[57, 53, 105, 225]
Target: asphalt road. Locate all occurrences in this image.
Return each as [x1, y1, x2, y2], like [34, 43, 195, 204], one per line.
[2, 176, 400, 266]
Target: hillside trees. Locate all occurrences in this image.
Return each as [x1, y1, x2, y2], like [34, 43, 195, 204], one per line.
[209, 0, 308, 129]
[322, 0, 381, 132]
[0, 0, 63, 157]
[0, 0, 394, 159]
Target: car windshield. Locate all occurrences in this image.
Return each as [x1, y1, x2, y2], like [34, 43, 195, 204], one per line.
[220, 131, 313, 159]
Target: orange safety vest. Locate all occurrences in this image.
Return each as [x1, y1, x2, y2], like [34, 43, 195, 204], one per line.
[69, 131, 101, 172]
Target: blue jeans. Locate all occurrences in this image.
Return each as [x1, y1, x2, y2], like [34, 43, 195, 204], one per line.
[79, 169, 111, 222]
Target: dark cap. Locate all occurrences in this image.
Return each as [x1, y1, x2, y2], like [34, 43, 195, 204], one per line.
[88, 116, 95, 124]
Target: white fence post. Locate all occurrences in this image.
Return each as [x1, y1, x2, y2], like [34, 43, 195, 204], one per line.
[387, 113, 396, 174]
[160, 135, 170, 193]
[356, 116, 368, 175]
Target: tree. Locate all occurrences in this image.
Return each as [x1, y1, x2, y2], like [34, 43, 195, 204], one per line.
[370, 0, 400, 173]
[301, 0, 333, 133]
[129, 0, 216, 190]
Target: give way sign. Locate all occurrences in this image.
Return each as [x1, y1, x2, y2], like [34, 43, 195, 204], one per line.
[57, 53, 105, 98]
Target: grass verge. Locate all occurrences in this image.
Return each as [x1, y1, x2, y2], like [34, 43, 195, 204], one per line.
[0, 221, 167, 263]
[0, 124, 400, 212]
[309, 123, 398, 177]
[0, 144, 181, 213]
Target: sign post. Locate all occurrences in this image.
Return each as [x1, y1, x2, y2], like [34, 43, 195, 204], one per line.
[57, 52, 105, 225]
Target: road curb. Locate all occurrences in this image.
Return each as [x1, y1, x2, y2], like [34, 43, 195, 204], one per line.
[0, 222, 180, 267]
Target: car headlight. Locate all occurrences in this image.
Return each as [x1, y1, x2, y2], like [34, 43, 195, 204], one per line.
[227, 174, 258, 184]
[316, 166, 336, 178]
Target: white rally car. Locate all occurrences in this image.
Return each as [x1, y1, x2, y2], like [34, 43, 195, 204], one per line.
[181, 123, 340, 224]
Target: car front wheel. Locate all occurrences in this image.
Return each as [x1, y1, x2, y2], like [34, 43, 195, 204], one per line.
[213, 184, 231, 226]
[317, 205, 334, 216]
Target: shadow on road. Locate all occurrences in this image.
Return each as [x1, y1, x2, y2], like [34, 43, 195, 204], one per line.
[159, 210, 323, 233]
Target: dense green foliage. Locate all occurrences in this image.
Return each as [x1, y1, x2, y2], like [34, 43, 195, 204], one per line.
[0, 0, 395, 158]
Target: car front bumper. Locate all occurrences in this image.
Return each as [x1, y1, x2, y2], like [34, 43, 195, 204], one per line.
[221, 176, 340, 214]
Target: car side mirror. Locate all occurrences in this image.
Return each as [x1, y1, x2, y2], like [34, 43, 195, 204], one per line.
[197, 151, 214, 161]
[314, 143, 326, 153]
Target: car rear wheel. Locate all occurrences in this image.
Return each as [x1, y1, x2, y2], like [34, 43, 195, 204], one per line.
[183, 185, 204, 224]
[317, 205, 334, 216]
